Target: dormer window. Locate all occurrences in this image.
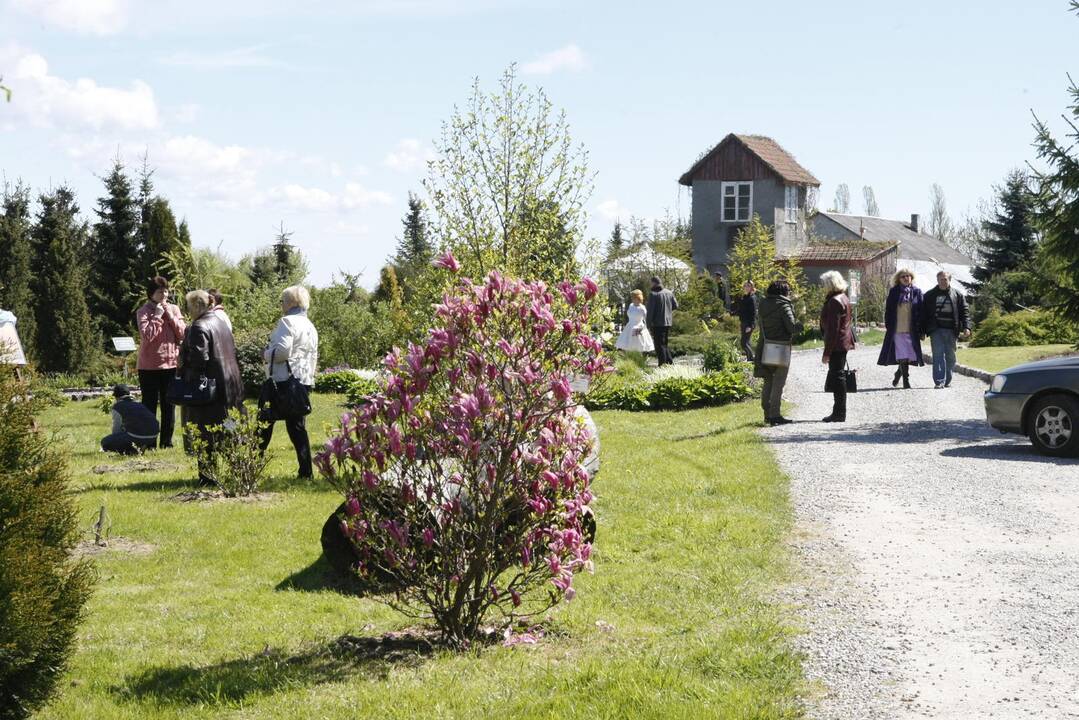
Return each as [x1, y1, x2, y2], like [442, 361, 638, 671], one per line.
[721, 182, 752, 222]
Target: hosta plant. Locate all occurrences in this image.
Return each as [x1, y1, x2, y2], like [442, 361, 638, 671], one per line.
[316, 256, 610, 647]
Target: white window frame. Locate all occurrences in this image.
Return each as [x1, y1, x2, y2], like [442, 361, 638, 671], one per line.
[784, 185, 798, 224]
[721, 181, 752, 223]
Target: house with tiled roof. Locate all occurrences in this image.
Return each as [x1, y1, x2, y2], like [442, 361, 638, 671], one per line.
[813, 212, 976, 289]
[679, 133, 821, 277]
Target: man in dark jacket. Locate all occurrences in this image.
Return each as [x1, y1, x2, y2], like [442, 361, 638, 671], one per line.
[737, 281, 759, 361]
[101, 385, 159, 454]
[646, 276, 678, 366]
[922, 271, 972, 389]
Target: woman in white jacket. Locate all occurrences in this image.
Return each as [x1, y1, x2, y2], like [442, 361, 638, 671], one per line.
[259, 284, 319, 478]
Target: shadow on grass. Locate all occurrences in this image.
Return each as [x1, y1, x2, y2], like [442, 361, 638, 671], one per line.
[667, 421, 761, 442]
[275, 555, 368, 596]
[114, 634, 438, 707]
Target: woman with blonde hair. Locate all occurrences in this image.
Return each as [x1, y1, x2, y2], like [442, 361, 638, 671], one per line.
[614, 289, 654, 354]
[259, 284, 319, 478]
[819, 271, 855, 422]
[178, 289, 244, 485]
[877, 268, 925, 389]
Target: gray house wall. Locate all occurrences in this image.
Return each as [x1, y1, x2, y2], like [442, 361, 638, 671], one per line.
[691, 177, 809, 275]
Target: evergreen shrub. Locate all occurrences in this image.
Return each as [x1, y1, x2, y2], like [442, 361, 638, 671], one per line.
[0, 364, 94, 719]
[582, 368, 752, 411]
[970, 309, 1079, 348]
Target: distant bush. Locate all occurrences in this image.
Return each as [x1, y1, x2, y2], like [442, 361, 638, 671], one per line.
[312, 369, 379, 397]
[702, 337, 743, 372]
[344, 377, 382, 406]
[232, 329, 267, 398]
[583, 368, 752, 411]
[1, 365, 94, 718]
[970, 308, 1079, 348]
[669, 332, 733, 357]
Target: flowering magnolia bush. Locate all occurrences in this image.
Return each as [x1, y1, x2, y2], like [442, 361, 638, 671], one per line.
[316, 256, 611, 647]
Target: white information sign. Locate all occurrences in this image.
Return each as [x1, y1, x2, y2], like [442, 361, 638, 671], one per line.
[112, 336, 137, 352]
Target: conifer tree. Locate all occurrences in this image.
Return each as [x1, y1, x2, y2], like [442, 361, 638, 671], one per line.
[32, 187, 96, 373]
[972, 170, 1038, 285]
[0, 366, 94, 719]
[142, 198, 181, 278]
[607, 220, 624, 257]
[0, 182, 37, 362]
[1031, 54, 1079, 320]
[89, 158, 143, 339]
[390, 192, 434, 285]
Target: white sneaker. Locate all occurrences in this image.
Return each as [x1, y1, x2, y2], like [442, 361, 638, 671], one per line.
[934, 383, 944, 389]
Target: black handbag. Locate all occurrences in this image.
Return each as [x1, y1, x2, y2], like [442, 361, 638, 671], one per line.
[167, 373, 217, 406]
[262, 349, 311, 420]
[824, 362, 858, 393]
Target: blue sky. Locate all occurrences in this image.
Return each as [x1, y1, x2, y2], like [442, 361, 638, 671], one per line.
[2, 0, 1075, 286]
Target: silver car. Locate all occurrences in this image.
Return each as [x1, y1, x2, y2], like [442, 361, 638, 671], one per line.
[984, 355, 1079, 457]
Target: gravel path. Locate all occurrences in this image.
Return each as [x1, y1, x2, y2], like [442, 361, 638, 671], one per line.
[766, 345, 1079, 719]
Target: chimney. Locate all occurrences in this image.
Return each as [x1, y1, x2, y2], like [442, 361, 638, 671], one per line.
[859, 219, 865, 240]
[910, 214, 920, 233]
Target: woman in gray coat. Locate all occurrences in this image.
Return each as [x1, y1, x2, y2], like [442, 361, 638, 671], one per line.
[753, 280, 800, 426]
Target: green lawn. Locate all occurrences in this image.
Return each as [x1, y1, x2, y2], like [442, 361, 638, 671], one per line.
[37, 394, 803, 719]
[956, 344, 1077, 373]
[795, 327, 884, 350]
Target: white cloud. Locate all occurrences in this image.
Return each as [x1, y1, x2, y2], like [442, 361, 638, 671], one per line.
[596, 199, 631, 222]
[2, 48, 159, 130]
[157, 45, 283, 70]
[268, 182, 392, 213]
[9, 0, 128, 35]
[173, 103, 201, 123]
[383, 138, 434, 173]
[522, 44, 588, 76]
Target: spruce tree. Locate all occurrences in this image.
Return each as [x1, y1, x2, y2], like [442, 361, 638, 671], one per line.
[391, 192, 434, 282]
[32, 187, 96, 373]
[1031, 57, 1079, 320]
[0, 182, 37, 362]
[607, 220, 624, 258]
[246, 223, 307, 288]
[142, 198, 181, 278]
[89, 159, 143, 339]
[972, 170, 1037, 285]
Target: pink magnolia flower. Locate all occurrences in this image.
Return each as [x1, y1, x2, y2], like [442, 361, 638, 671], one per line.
[580, 277, 599, 300]
[345, 497, 362, 516]
[433, 251, 460, 272]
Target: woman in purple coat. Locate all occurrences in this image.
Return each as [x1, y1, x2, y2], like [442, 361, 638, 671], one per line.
[877, 268, 925, 389]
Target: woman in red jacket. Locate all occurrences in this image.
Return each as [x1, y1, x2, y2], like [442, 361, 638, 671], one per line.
[819, 271, 856, 423]
[136, 276, 186, 448]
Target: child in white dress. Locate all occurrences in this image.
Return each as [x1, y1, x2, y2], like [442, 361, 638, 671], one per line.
[615, 290, 655, 353]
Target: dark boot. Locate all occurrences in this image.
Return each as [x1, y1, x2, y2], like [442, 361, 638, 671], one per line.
[901, 363, 911, 389]
[892, 368, 902, 387]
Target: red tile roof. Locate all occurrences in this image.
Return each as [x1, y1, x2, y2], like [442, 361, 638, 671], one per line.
[796, 241, 896, 262]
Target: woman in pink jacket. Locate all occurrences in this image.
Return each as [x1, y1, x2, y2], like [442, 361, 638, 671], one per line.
[136, 276, 186, 448]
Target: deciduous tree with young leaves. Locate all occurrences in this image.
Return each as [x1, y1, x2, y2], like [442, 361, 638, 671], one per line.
[425, 65, 594, 285]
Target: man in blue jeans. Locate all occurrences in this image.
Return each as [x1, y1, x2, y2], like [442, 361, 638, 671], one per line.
[921, 271, 971, 388]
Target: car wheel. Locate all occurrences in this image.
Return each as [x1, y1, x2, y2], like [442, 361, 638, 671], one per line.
[1027, 394, 1079, 458]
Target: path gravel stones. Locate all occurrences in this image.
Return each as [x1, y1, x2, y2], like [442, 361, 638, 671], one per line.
[766, 345, 1079, 719]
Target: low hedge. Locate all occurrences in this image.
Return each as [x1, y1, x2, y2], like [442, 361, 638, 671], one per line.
[970, 309, 1079, 348]
[344, 377, 382, 406]
[314, 369, 365, 394]
[582, 368, 753, 411]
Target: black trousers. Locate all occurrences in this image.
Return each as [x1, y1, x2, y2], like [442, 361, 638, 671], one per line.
[650, 325, 672, 366]
[258, 383, 313, 478]
[101, 432, 155, 455]
[138, 368, 176, 448]
[826, 351, 848, 417]
[740, 326, 756, 361]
